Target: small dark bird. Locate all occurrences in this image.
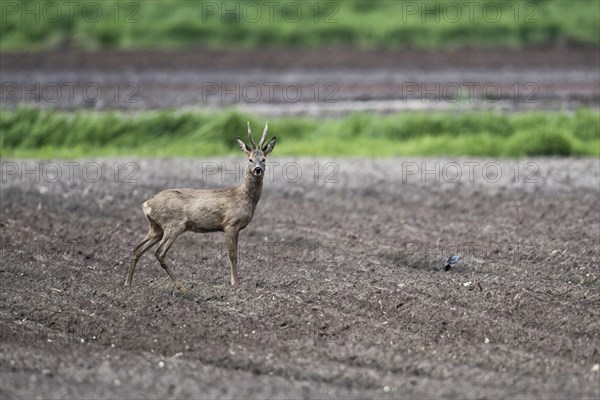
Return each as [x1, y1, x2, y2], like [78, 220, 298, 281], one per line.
[444, 255, 461, 271]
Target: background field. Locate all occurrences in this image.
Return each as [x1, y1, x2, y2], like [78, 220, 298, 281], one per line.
[1, 1, 599, 158]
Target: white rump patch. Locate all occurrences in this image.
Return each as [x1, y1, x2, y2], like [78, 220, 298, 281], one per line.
[142, 202, 152, 215]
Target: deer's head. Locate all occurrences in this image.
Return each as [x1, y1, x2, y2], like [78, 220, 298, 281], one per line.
[237, 121, 277, 177]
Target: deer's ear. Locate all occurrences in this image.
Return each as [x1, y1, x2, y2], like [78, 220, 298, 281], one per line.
[237, 137, 252, 155]
[262, 136, 277, 156]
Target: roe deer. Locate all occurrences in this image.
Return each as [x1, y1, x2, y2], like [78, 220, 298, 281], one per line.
[125, 121, 276, 292]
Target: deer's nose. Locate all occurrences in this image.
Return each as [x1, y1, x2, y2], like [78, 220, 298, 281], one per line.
[254, 166, 263, 174]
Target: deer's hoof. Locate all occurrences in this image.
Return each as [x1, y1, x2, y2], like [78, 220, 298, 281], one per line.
[176, 283, 188, 293]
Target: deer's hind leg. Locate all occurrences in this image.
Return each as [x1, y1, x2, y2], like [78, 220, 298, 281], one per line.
[126, 216, 163, 287]
[155, 225, 187, 293]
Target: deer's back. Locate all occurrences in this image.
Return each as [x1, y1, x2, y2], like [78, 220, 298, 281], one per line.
[143, 187, 253, 232]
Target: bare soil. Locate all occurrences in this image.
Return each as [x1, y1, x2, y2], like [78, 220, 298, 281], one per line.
[1, 47, 599, 114]
[1, 156, 599, 399]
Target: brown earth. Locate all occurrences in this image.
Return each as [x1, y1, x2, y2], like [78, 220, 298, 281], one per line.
[1, 47, 599, 113]
[1, 156, 599, 399]
[2, 47, 599, 70]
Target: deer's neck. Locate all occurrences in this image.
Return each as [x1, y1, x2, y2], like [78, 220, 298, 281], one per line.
[240, 170, 263, 205]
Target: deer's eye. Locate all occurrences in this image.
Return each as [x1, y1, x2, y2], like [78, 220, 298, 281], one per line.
[249, 158, 254, 163]
[261, 158, 266, 163]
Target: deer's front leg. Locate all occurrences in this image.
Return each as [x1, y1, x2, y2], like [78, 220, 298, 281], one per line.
[224, 228, 240, 287]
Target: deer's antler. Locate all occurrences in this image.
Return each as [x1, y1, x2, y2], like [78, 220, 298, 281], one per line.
[258, 121, 269, 149]
[247, 121, 256, 149]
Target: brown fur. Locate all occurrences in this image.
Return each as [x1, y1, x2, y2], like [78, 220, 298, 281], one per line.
[125, 122, 276, 291]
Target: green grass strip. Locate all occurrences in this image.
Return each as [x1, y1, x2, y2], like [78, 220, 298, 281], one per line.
[1, 107, 598, 158]
[1, 0, 599, 51]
